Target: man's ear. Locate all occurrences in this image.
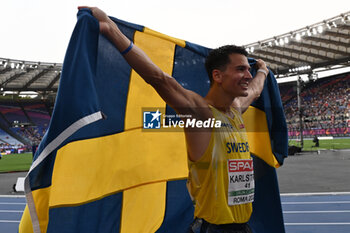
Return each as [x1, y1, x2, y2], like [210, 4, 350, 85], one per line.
[212, 69, 222, 84]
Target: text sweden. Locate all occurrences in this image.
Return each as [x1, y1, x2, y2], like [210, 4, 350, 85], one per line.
[226, 142, 250, 154]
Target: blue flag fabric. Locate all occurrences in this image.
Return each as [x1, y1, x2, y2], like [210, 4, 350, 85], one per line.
[247, 63, 288, 232]
[19, 9, 288, 233]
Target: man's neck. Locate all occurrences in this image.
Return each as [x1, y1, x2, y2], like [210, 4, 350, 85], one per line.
[205, 87, 235, 113]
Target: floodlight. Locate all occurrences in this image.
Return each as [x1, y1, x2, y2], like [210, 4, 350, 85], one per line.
[317, 25, 323, 33]
[279, 38, 284, 46]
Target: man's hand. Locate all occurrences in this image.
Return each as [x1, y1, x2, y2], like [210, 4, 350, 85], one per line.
[78, 6, 113, 35]
[255, 59, 268, 74]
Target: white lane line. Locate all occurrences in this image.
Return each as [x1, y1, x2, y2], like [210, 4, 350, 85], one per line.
[0, 195, 25, 198]
[0, 220, 21, 223]
[284, 210, 350, 214]
[285, 222, 350, 226]
[282, 201, 350, 204]
[0, 210, 24, 213]
[0, 202, 26, 205]
[281, 192, 350, 196]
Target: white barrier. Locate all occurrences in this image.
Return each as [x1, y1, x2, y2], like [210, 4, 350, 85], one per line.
[318, 136, 334, 140]
[15, 177, 25, 192]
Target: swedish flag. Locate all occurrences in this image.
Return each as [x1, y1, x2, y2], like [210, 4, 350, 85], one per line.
[19, 8, 287, 233]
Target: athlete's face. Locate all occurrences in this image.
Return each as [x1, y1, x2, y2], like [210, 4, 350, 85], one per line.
[216, 54, 253, 98]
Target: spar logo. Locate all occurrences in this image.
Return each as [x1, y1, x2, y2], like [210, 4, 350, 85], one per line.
[228, 159, 253, 172]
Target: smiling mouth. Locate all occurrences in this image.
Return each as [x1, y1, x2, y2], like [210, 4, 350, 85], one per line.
[240, 83, 249, 88]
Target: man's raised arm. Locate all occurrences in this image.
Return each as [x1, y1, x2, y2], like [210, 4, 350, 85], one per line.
[79, 6, 208, 112]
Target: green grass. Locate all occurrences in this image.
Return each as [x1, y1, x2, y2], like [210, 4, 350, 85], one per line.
[289, 138, 350, 151]
[0, 152, 33, 172]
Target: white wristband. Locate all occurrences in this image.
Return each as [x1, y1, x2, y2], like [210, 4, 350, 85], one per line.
[257, 69, 268, 77]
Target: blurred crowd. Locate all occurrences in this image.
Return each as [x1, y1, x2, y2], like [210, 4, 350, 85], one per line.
[281, 74, 349, 137]
[16, 126, 46, 146]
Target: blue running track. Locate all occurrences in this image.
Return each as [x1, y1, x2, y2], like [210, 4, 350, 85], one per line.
[1, 193, 350, 233]
[0, 195, 25, 233]
[282, 193, 350, 233]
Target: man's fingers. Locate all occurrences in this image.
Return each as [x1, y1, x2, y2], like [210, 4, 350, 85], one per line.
[78, 6, 92, 10]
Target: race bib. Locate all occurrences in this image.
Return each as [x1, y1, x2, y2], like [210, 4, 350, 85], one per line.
[227, 159, 254, 206]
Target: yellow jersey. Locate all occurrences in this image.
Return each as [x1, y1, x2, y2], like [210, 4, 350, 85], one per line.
[187, 105, 254, 224]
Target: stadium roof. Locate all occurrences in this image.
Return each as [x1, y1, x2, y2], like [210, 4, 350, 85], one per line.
[0, 60, 61, 96]
[243, 11, 350, 78]
[0, 11, 349, 95]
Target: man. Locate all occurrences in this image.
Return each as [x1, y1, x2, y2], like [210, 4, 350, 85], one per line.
[80, 6, 269, 233]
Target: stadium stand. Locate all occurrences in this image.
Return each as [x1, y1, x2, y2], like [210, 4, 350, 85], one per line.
[0, 129, 22, 146]
[0, 99, 53, 151]
[281, 72, 350, 138]
[0, 72, 348, 148]
[0, 70, 349, 148]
